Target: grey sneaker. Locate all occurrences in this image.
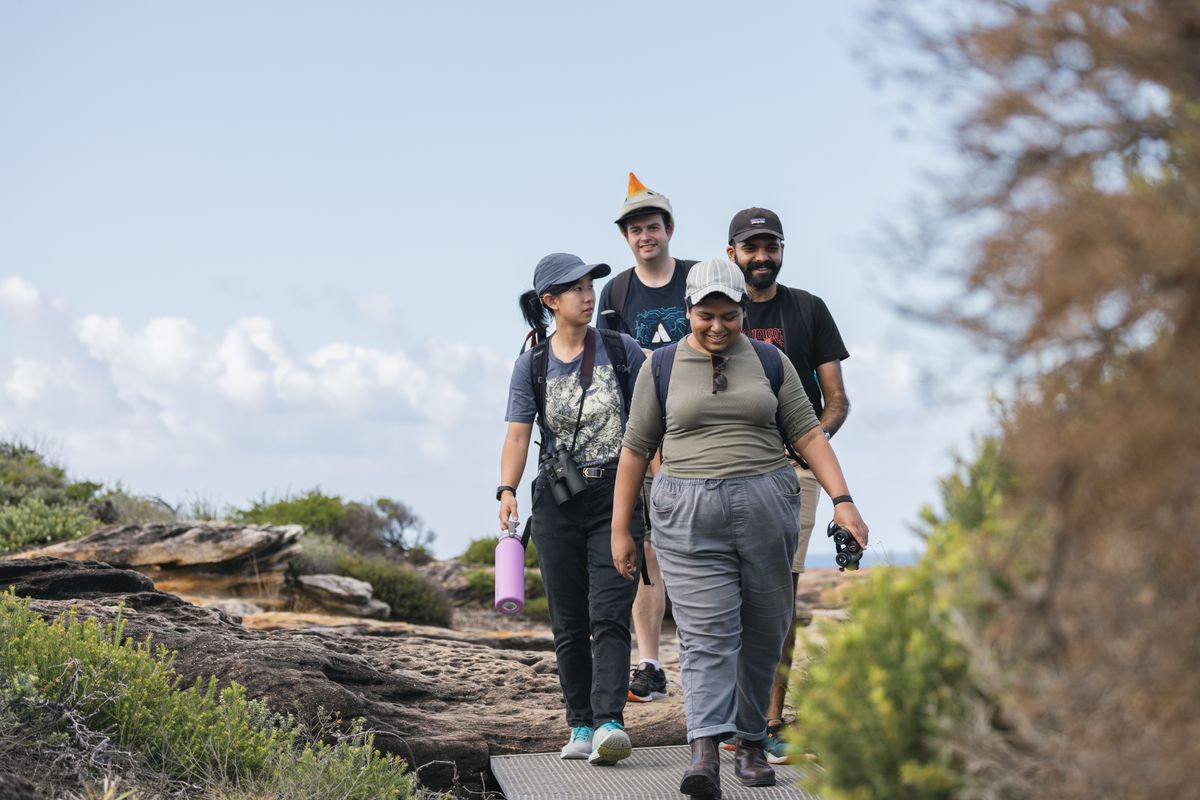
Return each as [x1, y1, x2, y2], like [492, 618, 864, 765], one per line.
[560, 725, 593, 759]
[588, 721, 632, 766]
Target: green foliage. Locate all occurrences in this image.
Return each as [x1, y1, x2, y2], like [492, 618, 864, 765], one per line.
[288, 533, 357, 577]
[336, 555, 452, 627]
[0, 439, 99, 507]
[461, 535, 538, 567]
[231, 489, 349, 535]
[0, 592, 416, 798]
[94, 487, 176, 525]
[231, 490, 434, 555]
[522, 596, 550, 622]
[0, 498, 96, 554]
[795, 438, 1015, 799]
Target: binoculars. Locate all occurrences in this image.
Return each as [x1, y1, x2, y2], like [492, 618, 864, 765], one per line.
[827, 520, 863, 571]
[540, 444, 587, 505]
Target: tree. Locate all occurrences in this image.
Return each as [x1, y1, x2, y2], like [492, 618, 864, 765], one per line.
[873, 2, 1200, 797]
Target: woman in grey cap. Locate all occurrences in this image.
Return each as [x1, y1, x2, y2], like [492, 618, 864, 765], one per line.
[497, 253, 647, 767]
[611, 257, 869, 798]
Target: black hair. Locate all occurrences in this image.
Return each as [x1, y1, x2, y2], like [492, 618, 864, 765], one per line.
[519, 282, 575, 345]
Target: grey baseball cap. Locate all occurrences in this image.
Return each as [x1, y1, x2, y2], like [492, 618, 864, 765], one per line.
[533, 253, 611, 295]
[685, 258, 745, 305]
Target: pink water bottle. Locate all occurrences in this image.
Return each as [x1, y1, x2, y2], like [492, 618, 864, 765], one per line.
[494, 516, 525, 615]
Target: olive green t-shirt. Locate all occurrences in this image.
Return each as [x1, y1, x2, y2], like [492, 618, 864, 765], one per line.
[622, 335, 820, 478]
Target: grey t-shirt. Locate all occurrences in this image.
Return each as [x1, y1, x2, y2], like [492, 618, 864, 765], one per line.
[506, 329, 645, 468]
[622, 335, 819, 478]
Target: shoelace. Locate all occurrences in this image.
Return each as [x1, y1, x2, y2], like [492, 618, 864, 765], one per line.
[571, 726, 592, 742]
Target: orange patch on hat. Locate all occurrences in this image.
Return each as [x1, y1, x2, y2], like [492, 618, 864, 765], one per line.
[627, 172, 649, 199]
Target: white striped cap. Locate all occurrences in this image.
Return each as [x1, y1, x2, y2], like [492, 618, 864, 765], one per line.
[685, 258, 745, 305]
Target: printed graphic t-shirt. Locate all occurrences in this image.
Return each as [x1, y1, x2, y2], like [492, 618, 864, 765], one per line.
[598, 259, 692, 350]
[505, 329, 646, 468]
[746, 285, 849, 419]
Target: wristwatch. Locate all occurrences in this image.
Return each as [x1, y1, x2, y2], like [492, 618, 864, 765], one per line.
[495, 485, 516, 501]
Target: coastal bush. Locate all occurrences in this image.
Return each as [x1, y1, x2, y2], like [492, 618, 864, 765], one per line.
[232, 490, 435, 556]
[288, 532, 357, 577]
[0, 592, 417, 798]
[93, 487, 177, 525]
[794, 439, 1014, 799]
[461, 535, 538, 568]
[336, 555, 452, 627]
[0, 440, 100, 508]
[0, 498, 96, 554]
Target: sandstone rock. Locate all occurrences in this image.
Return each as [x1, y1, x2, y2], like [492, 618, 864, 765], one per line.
[9, 523, 303, 608]
[0, 558, 686, 792]
[202, 598, 265, 618]
[292, 573, 390, 620]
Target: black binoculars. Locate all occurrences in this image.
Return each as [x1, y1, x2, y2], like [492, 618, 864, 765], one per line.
[827, 521, 863, 571]
[540, 444, 587, 506]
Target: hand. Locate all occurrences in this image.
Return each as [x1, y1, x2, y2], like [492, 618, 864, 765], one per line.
[498, 495, 519, 531]
[834, 502, 869, 549]
[611, 529, 638, 581]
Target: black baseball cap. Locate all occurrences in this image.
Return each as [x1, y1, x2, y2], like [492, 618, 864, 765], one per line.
[728, 207, 785, 243]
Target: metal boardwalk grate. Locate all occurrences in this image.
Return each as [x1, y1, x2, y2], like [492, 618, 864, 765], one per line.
[491, 745, 821, 799]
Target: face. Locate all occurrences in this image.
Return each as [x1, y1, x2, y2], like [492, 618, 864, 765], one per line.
[727, 234, 784, 290]
[621, 213, 673, 262]
[686, 293, 743, 354]
[543, 275, 595, 326]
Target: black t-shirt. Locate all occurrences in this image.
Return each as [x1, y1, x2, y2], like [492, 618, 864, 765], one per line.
[598, 259, 692, 350]
[746, 285, 849, 419]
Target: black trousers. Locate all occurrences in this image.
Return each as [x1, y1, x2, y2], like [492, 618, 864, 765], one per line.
[532, 473, 644, 728]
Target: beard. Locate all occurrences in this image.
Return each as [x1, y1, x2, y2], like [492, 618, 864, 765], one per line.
[740, 257, 781, 290]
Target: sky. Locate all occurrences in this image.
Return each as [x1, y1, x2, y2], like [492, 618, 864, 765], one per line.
[0, 1, 996, 563]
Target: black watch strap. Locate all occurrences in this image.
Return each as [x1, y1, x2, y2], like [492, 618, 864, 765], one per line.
[832, 494, 854, 506]
[496, 485, 516, 501]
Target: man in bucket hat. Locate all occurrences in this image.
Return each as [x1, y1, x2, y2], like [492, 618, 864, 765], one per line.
[598, 173, 696, 706]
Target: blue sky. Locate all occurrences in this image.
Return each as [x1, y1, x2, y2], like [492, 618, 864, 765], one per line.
[0, 2, 993, 562]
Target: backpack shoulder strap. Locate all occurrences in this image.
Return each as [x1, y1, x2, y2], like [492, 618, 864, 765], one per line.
[747, 337, 784, 394]
[529, 340, 550, 447]
[651, 342, 679, 437]
[747, 337, 802, 459]
[598, 328, 632, 414]
[677, 259, 698, 273]
[610, 269, 634, 322]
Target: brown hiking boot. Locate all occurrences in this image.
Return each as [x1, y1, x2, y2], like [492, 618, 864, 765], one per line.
[734, 738, 777, 786]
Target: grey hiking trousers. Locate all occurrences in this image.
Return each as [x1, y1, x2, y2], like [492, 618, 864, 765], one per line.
[649, 467, 800, 742]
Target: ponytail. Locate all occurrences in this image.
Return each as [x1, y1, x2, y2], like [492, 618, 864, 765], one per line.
[519, 289, 550, 346]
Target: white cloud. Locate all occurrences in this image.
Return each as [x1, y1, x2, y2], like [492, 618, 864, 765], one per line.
[5, 358, 54, 406]
[0, 276, 41, 313]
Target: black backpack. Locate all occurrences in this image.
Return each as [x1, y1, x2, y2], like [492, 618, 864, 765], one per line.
[649, 338, 801, 461]
[528, 328, 633, 447]
[602, 259, 698, 335]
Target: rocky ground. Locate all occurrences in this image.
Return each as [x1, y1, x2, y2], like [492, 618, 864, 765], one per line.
[0, 524, 867, 795]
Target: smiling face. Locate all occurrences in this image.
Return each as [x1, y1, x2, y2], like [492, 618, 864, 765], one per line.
[620, 212, 673, 263]
[728, 234, 784, 290]
[542, 275, 596, 327]
[686, 293, 743, 354]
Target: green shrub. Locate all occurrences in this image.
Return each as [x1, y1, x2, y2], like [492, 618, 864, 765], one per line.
[0, 440, 100, 508]
[336, 555, 452, 627]
[288, 533, 357, 577]
[522, 596, 551, 622]
[0, 498, 96, 554]
[461, 536, 538, 567]
[0, 593, 416, 798]
[94, 488, 176, 525]
[231, 489, 349, 536]
[794, 439, 1014, 800]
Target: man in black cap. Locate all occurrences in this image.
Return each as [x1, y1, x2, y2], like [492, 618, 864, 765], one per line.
[725, 207, 851, 763]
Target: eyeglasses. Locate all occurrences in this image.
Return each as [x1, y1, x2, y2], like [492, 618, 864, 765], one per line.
[711, 354, 728, 394]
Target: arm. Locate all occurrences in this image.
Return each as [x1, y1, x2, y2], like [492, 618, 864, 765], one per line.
[815, 359, 849, 437]
[498, 421, 533, 530]
[792, 426, 869, 549]
[611, 447, 650, 580]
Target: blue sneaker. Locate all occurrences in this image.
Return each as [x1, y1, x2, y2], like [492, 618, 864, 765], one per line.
[560, 725, 593, 759]
[588, 720, 632, 766]
[764, 721, 790, 765]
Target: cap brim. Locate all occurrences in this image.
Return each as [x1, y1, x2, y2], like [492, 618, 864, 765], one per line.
[687, 285, 745, 305]
[731, 227, 784, 243]
[543, 262, 610, 293]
